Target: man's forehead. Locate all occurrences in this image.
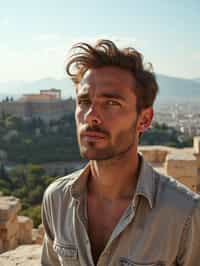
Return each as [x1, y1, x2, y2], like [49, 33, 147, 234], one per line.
[76, 69, 137, 105]
[78, 67, 136, 89]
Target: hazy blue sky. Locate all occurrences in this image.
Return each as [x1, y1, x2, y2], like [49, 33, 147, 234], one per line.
[0, 0, 199, 82]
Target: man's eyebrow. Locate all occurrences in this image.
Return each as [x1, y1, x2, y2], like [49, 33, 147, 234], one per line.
[76, 92, 126, 101]
[100, 93, 126, 101]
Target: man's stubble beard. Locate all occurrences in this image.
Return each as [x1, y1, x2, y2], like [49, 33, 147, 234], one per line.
[77, 120, 138, 162]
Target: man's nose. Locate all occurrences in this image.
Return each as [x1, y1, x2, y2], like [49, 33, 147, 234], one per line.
[84, 104, 102, 126]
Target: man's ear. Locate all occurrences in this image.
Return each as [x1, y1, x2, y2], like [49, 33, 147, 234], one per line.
[137, 107, 154, 134]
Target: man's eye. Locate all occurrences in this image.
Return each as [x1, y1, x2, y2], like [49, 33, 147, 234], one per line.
[107, 100, 120, 106]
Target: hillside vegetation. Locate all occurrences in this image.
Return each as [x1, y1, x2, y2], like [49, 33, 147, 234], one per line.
[0, 113, 193, 226]
[0, 112, 192, 165]
[0, 112, 81, 164]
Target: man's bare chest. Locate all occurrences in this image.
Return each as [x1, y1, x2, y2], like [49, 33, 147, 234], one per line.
[87, 195, 131, 264]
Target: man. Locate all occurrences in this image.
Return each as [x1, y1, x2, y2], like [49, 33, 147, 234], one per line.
[41, 39, 200, 266]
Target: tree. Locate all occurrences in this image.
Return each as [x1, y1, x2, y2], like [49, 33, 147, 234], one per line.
[21, 205, 42, 227]
[27, 164, 45, 177]
[0, 163, 7, 180]
[27, 186, 44, 205]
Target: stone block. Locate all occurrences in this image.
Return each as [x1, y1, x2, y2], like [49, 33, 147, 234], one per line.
[0, 197, 21, 253]
[17, 216, 33, 245]
[139, 146, 171, 164]
[0, 239, 3, 253]
[195, 154, 200, 168]
[193, 136, 200, 155]
[18, 216, 33, 231]
[4, 235, 18, 251]
[0, 196, 21, 221]
[0, 224, 19, 241]
[32, 228, 43, 245]
[0, 215, 19, 238]
[38, 224, 44, 238]
[165, 153, 198, 178]
[0, 214, 17, 230]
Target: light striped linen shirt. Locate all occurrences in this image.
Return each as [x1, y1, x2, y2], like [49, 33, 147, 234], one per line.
[41, 156, 200, 266]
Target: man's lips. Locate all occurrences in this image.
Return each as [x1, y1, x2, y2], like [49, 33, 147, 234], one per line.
[82, 131, 106, 137]
[81, 131, 107, 141]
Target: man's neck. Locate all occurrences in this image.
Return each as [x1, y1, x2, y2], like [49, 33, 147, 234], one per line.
[88, 150, 140, 201]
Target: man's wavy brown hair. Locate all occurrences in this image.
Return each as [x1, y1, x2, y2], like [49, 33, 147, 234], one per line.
[66, 39, 159, 113]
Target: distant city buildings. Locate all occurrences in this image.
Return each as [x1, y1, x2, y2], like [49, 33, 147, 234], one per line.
[154, 102, 200, 138]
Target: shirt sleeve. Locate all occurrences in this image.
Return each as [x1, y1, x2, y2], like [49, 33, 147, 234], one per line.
[177, 198, 200, 266]
[41, 190, 61, 266]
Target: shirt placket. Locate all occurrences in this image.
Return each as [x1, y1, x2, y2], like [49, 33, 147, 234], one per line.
[75, 195, 95, 266]
[97, 204, 136, 266]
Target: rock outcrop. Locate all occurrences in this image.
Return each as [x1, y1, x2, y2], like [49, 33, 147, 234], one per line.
[139, 136, 200, 192]
[0, 196, 44, 254]
[0, 196, 21, 253]
[0, 244, 41, 266]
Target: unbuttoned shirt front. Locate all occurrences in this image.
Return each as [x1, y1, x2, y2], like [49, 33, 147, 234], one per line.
[41, 157, 200, 266]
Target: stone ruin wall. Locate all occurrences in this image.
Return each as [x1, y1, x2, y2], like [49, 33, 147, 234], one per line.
[0, 196, 44, 254]
[139, 136, 200, 192]
[0, 99, 75, 122]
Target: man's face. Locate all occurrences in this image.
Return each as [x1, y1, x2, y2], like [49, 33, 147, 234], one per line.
[75, 66, 143, 161]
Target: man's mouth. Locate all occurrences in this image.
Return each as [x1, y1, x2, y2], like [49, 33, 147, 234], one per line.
[81, 131, 106, 142]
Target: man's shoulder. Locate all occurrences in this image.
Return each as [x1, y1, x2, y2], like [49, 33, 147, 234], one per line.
[43, 168, 84, 199]
[153, 167, 200, 211]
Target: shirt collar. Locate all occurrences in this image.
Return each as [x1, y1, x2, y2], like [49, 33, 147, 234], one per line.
[70, 163, 90, 199]
[70, 155, 155, 209]
[134, 155, 155, 209]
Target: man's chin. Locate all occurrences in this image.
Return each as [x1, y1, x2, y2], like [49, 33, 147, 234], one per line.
[80, 148, 115, 161]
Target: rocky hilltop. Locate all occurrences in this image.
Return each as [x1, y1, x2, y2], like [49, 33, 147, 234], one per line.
[0, 196, 44, 265]
[0, 245, 41, 266]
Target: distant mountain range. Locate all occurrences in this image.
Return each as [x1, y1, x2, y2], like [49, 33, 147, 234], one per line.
[0, 74, 200, 103]
[156, 75, 200, 102]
